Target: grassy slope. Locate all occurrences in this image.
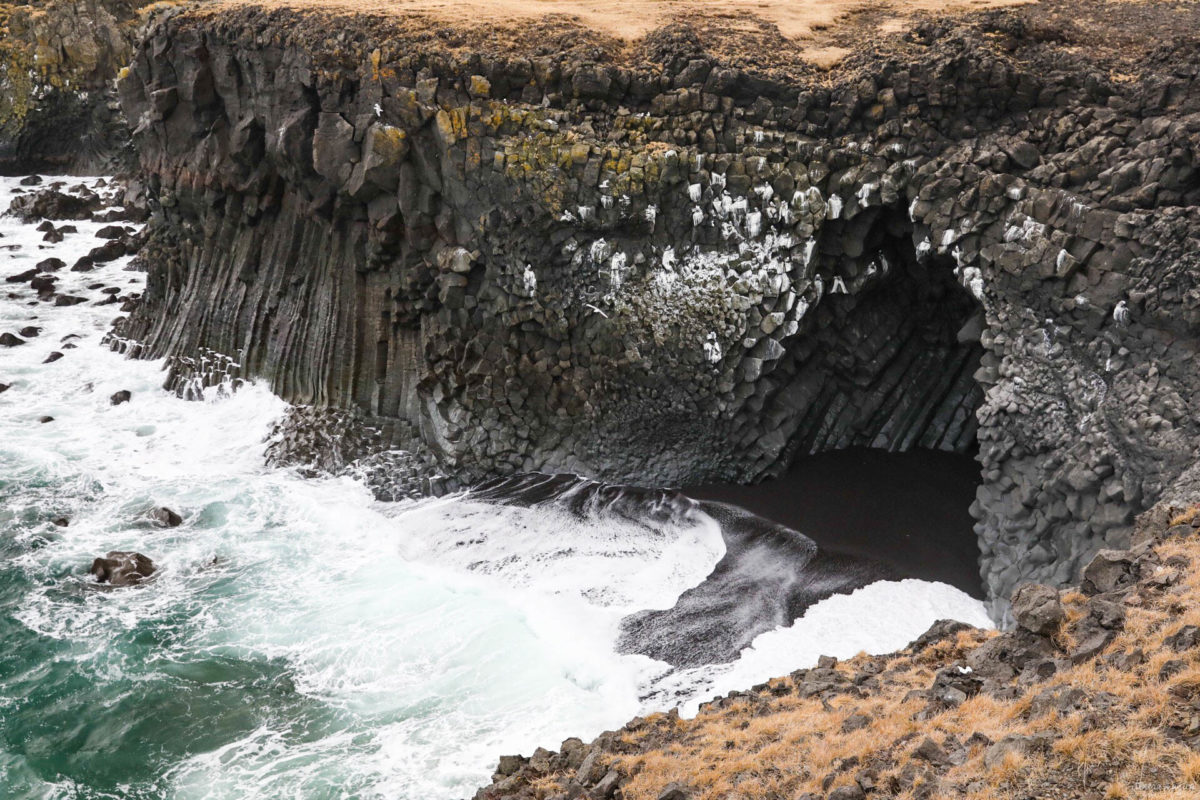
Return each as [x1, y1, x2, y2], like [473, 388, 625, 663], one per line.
[481, 502, 1200, 800]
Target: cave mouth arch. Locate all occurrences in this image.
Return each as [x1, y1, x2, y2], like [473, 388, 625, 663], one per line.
[691, 202, 989, 596]
[768, 203, 985, 468]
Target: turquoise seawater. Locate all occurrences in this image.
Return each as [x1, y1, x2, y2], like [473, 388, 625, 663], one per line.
[0, 176, 990, 799]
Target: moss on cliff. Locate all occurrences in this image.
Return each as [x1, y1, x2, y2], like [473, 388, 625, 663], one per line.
[0, 0, 159, 170]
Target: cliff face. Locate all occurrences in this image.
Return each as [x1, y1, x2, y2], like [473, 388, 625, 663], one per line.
[114, 0, 1200, 615]
[0, 0, 152, 174]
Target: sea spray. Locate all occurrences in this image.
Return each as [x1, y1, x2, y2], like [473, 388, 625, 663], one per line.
[0, 176, 991, 799]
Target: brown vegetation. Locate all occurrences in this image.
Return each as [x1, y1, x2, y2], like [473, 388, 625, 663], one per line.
[478, 499, 1200, 800]
[197, 0, 1036, 71]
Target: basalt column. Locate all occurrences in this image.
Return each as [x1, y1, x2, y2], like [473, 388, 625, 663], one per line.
[116, 7, 1200, 618]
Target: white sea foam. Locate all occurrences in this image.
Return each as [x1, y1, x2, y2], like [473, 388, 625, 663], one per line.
[0, 176, 992, 799]
[650, 579, 993, 715]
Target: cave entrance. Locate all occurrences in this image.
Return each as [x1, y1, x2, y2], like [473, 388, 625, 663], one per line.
[690, 202, 988, 596]
[776, 203, 984, 460]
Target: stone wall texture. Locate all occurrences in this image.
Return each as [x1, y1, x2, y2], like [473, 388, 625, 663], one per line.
[0, 0, 152, 173]
[113, 2, 1200, 618]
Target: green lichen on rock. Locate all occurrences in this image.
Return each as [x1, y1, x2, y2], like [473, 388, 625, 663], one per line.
[0, 0, 155, 170]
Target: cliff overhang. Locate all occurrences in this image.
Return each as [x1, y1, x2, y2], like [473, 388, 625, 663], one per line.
[112, 0, 1200, 616]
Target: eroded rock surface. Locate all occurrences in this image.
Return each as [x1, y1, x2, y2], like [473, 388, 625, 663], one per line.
[111, 0, 1200, 614]
[0, 0, 157, 174]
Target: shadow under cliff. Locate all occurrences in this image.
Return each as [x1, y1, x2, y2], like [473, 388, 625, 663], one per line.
[685, 447, 984, 598]
[470, 448, 981, 669]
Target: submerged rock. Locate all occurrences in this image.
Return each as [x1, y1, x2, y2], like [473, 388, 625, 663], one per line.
[89, 551, 156, 586]
[110, 390, 132, 406]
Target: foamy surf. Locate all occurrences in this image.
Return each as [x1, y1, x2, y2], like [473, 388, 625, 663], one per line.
[0, 175, 991, 799]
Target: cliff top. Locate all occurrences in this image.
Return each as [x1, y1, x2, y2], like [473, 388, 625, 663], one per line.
[185, 0, 1200, 78]
[204, 0, 1033, 39]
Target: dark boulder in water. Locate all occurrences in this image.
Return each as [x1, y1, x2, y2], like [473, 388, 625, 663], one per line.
[19, 175, 43, 186]
[0, 332, 26, 347]
[7, 188, 102, 222]
[53, 295, 87, 307]
[0, 383, 9, 393]
[19, 326, 41, 338]
[43, 229, 64, 244]
[6, 268, 38, 284]
[52, 517, 69, 527]
[110, 390, 132, 405]
[147, 507, 183, 527]
[95, 225, 128, 240]
[30, 276, 57, 295]
[38, 416, 54, 423]
[87, 240, 126, 263]
[70, 257, 95, 272]
[89, 551, 156, 586]
[43, 351, 64, 363]
[35, 257, 65, 272]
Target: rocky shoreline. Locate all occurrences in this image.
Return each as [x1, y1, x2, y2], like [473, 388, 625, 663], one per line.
[475, 495, 1200, 800]
[99, 0, 1200, 616]
[4, 0, 1200, 795]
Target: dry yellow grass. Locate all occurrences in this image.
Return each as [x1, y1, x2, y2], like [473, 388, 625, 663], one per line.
[487, 516, 1200, 800]
[202, 0, 1035, 42]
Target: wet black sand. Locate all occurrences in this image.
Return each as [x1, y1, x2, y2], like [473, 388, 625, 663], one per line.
[684, 447, 984, 599]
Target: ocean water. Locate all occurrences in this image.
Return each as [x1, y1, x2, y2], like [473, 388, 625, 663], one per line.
[0, 176, 992, 800]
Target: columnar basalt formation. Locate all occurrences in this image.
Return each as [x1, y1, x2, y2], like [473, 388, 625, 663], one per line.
[0, 0, 153, 173]
[113, 0, 1200, 616]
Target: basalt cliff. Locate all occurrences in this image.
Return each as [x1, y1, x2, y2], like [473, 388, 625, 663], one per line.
[0, 0, 155, 174]
[106, 0, 1200, 619]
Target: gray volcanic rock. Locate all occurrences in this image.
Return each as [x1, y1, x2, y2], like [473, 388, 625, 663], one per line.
[111, 2, 1200, 617]
[7, 188, 101, 222]
[89, 551, 156, 586]
[146, 506, 182, 528]
[1011, 584, 1065, 636]
[0, 0, 153, 175]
